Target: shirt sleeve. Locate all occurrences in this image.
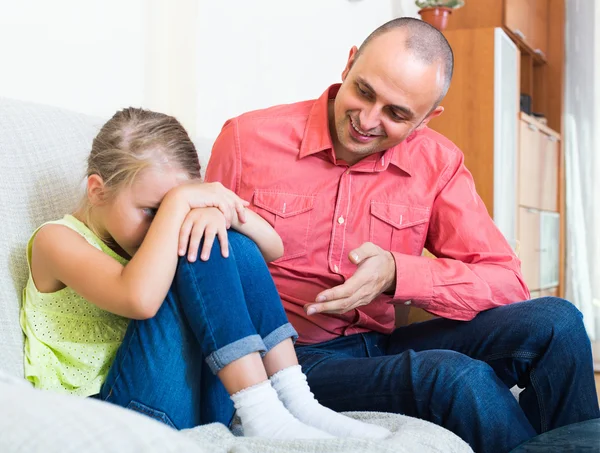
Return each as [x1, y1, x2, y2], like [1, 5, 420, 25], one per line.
[391, 149, 530, 321]
[204, 119, 241, 194]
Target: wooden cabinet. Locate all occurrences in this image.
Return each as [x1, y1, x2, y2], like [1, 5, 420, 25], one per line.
[447, 0, 549, 61]
[530, 0, 549, 58]
[539, 133, 559, 210]
[518, 208, 560, 291]
[429, 27, 519, 243]
[519, 114, 560, 211]
[530, 287, 558, 299]
[539, 211, 560, 288]
[505, 0, 531, 44]
[517, 113, 561, 292]
[519, 207, 541, 290]
[519, 119, 541, 208]
[432, 0, 565, 297]
[541, 287, 558, 297]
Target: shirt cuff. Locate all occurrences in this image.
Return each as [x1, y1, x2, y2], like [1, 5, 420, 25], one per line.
[390, 252, 434, 307]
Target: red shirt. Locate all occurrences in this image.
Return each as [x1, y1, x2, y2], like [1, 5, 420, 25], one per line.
[205, 85, 529, 345]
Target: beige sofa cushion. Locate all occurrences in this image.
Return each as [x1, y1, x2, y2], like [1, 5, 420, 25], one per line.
[0, 97, 103, 377]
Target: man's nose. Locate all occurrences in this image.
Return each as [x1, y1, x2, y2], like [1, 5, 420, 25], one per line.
[359, 106, 381, 132]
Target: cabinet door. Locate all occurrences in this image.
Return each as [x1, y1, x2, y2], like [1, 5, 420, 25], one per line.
[505, 0, 531, 44]
[519, 120, 542, 208]
[518, 207, 541, 290]
[540, 287, 558, 297]
[530, 0, 549, 59]
[539, 133, 559, 211]
[539, 211, 560, 288]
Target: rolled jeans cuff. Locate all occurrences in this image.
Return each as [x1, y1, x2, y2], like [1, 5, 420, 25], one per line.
[206, 334, 265, 374]
[261, 323, 298, 356]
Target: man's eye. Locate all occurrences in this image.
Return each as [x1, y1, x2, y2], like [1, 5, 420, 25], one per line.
[142, 208, 157, 218]
[357, 85, 370, 98]
[388, 109, 405, 122]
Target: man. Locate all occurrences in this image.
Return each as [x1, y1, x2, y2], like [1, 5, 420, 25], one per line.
[205, 17, 599, 453]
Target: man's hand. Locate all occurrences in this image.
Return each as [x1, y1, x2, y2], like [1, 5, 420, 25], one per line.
[305, 242, 396, 315]
[178, 207, 229, 262]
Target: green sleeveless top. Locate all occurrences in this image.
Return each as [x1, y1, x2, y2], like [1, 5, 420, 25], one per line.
[20, 215, 130, 396]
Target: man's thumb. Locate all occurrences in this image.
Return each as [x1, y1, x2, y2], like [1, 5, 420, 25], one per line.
[349, 243, 377, 264]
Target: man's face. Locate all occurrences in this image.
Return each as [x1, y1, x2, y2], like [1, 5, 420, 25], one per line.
[331, 30, 444, 165]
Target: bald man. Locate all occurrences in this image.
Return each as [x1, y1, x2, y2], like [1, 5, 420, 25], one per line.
[205, 18, 599, 453]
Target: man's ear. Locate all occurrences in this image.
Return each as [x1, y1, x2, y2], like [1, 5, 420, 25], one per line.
[341, 46, 359, 81]
[415, 106, 444, 131]
[87, 174, 107, 206]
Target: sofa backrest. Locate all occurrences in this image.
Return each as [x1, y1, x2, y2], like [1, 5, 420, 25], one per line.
[0, 98, 103, 377]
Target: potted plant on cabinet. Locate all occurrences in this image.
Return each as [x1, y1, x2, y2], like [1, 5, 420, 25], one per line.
[415, 0, 465, 31]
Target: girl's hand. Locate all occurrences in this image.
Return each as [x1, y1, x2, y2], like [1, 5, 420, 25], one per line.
[175, 182, 249, 228]
[179, 207, 230, 262]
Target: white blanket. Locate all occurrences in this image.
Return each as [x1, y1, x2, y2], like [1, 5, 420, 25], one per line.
[0, 371, 473, 453]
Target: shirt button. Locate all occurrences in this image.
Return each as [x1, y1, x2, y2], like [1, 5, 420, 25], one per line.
[404, 300, 412, 305]
[337, 216, 345, 224]
[334, 265, 339, 273]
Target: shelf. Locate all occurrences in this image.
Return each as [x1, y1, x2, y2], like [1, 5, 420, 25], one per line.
[520, 112, 561, 140]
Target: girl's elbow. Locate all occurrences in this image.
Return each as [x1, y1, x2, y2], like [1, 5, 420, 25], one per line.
[272, 240, 285, 261]
[264, 241, 284, 263]
[131, 306, 159, 320]
[126, 294, 161, 320]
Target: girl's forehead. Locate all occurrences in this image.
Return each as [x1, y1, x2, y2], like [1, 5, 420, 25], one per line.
[130, 167, 189, 203]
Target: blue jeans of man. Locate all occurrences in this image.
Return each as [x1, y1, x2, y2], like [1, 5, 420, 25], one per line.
[98, 231, 296, 429]
[296, 298, 600, 453]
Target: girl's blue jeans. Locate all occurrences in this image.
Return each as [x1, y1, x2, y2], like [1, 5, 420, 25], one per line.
[99, 231, 296, 428]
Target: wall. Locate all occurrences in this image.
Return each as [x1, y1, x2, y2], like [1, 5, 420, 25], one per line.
[0, 1, 146, 118]
[194, 0, 418, 140]
[0, 0, 419, 141]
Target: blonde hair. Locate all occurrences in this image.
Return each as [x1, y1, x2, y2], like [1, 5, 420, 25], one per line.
[80, 107, 201, 236]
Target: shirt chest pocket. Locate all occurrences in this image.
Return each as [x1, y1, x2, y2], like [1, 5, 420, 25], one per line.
[369, 202, 430, 255]
[253, 190, 316, 261]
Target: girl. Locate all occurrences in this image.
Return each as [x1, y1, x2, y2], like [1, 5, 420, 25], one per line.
[21, 107, 390, 440]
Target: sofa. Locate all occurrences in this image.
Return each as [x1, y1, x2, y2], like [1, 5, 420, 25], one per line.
[0, 97, 473, 453]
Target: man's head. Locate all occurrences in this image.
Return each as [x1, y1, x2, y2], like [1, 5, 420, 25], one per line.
[330, 17, 454, 165]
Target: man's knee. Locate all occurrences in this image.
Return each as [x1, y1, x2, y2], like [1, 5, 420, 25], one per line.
[526, 297, 585, 337]
[402, 349, 498, 394]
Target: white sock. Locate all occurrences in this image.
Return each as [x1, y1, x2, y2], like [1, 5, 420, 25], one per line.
[230, 380, 334, 439]
[270, 365, 391, 440]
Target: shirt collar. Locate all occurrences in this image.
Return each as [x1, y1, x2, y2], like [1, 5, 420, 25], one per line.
[298, 83, 412, 176]
[298, 85, 338, 159]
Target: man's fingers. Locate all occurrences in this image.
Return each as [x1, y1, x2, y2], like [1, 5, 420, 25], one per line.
[235, 200, 247, 223]
[305, 297, 354, 315]
[348, 242, 380, 265]
[315, 281, 356, 303]
[216, 203, 233, 228]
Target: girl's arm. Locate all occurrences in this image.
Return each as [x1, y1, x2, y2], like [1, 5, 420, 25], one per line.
[32, 192, 189, 320]
[31, 183, 246, 320]
[230, 209, 283, 262]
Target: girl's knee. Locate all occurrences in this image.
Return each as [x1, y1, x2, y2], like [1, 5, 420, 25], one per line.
[226, 230, 263, 259]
